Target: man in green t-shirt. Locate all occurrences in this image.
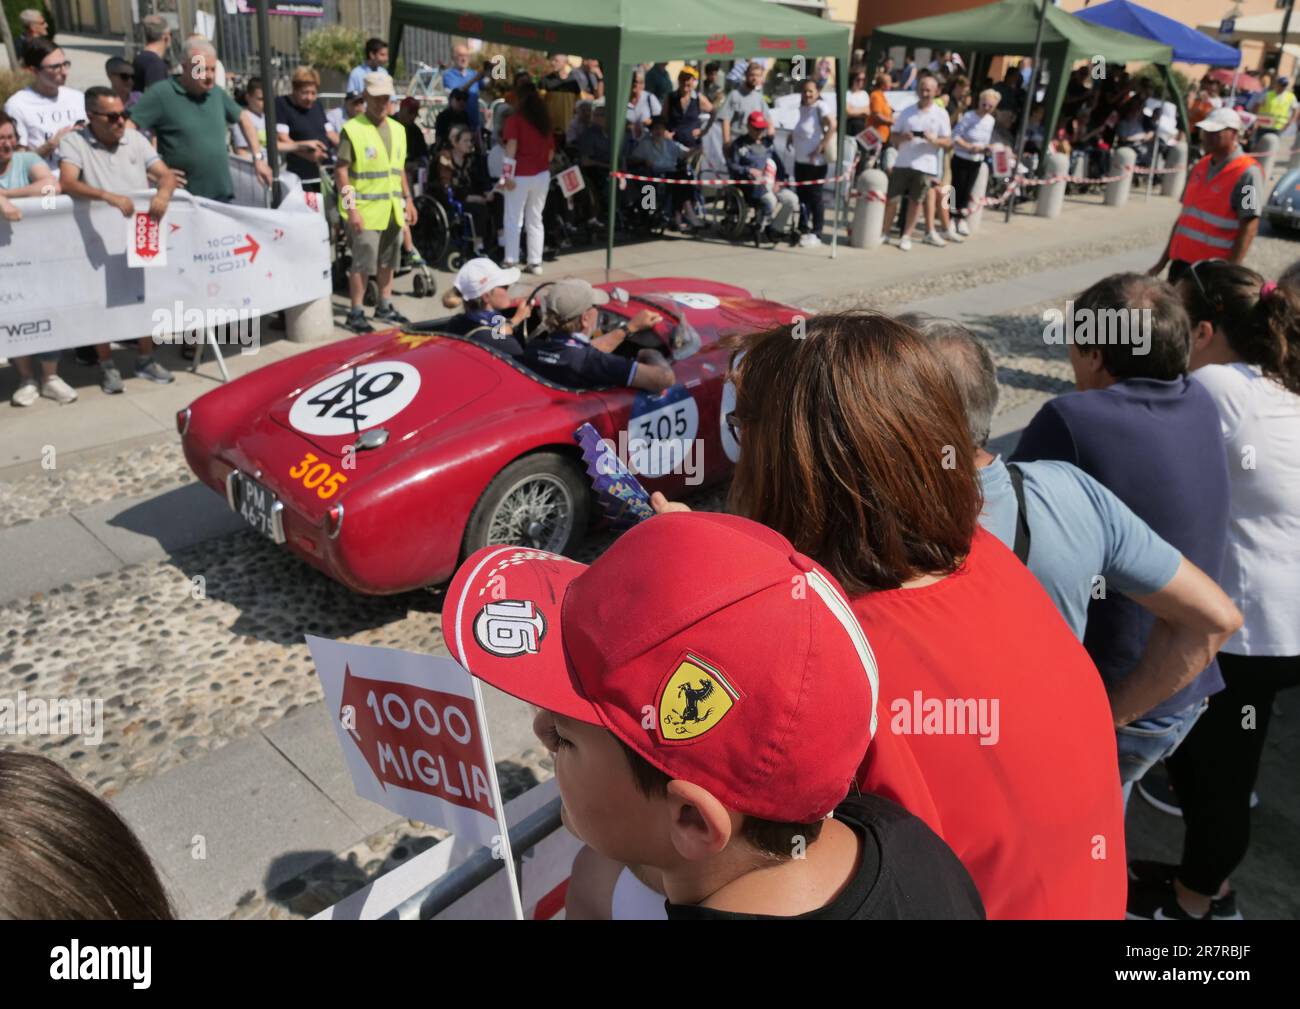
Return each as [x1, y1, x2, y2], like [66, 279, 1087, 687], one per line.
[130, 37, 271, 200]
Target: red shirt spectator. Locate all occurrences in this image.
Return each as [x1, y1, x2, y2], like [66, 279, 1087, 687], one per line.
[855, 528, 1126, 919]
[502, 112, 552, 176]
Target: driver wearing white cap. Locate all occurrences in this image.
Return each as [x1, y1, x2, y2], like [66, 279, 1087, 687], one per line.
[440, 257, 531, 358]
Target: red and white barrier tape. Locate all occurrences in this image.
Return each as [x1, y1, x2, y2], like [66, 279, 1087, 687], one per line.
[612, 167, 856, 188]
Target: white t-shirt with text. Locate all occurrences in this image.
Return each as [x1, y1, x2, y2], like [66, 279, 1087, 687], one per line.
[4, 86, 87, 168]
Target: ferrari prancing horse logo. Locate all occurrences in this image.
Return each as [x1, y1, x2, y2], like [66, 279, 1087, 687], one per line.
[657, 654, 740, 742]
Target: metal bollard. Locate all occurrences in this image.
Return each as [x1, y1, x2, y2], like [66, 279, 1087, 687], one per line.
[1036, 152, 1068, 218]
[286, 295, 335, 343]
[1160, 141, 1187, 198]
[968, 161, 990, 234]
[850, 168, 887, 249]
[1105, 147, 1137, 208]
[1252, 131, 1280, 180]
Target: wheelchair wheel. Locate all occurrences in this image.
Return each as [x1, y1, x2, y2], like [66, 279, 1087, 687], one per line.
[715, 187, 748, 242]
[364, 278, 379, 307]
[412, 271, 431, 298]
[412, 197, 451, 269]
[447, 249, 466, 272]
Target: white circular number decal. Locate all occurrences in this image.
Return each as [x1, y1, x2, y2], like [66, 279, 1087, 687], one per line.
[289, 361, 421, 436]
[627, 387, 700, 478]
[667, 292, 721, 310]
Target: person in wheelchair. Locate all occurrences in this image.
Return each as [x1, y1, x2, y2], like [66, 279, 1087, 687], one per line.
[440, 258, 531, 357]
[524, 279, 676, 392]
[728, 110, 799, 243]
[629, 116, 698, 230]
[435, 124, 495, 255]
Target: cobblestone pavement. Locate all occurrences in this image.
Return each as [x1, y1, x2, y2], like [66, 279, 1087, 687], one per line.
[5, 227, 1300, 918]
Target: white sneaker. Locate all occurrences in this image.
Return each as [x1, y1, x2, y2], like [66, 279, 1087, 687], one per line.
[11, 379, 39, 407]
[799, 233, 823, 247]
[897, 236, 913, 252]
[923, 230, 947, 248]
[943, 227, 964, 243]
[525, 263, 543, 275]
[956, 219, 971, 236]
[40, 375, 78, 404]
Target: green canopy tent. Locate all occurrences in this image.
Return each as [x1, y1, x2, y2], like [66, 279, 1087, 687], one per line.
[865, 0, 1178, 172]
[389, 0, 852, 273]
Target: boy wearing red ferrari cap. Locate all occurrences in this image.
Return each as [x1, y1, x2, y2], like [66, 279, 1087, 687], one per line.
[444, 512, 983, 919]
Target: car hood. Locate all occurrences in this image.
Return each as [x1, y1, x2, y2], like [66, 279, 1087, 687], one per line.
[269, 333, 502, 458]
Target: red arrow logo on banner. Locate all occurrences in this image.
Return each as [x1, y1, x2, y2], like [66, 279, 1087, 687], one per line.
[338, 663, 496, 819]
[233, 234, 260, 263]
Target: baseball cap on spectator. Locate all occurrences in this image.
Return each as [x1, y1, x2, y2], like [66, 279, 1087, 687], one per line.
[363, 71, 394, 97]
[679, 66, 699, 79]
[345, 90, 364, 104]
[540, 277, 609, 321]
[399, 96, 420, 116]
[748, 109, 771, 130]
[105, 56, 134, 78]
[1280, 75, 1292, 87]
[443, 511, 879, 823]
[1198, 107, 1243, 133]
[454, 258, 520, 300]
[449, 87, 469, 102]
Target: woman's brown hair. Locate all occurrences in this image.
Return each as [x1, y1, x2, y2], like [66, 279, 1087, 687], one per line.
[727, 311, 982, 595]
[0, 752, 174, 919]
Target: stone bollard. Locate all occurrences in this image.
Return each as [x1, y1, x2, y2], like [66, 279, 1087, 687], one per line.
[967, 161, 991, 234]
[1105, 147, 1137, 208]
[286, 296, 335, 343]
[1252, 131, 1280, 180]
[1036, 152, 1069, 218]
[1160, 141, 1187, 198]
[850, 168, 888, 249]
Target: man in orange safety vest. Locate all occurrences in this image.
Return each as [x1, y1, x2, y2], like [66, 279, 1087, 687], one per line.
[1150, 107, 1263, 284]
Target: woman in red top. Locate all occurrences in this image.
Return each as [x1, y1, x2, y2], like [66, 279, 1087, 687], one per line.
[501, 78, 554, 273]
[657, 312, 1127, 919]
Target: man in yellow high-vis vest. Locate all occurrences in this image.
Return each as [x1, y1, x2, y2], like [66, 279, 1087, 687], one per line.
[1249, 72, 1297, 146]
[335, 72, 418, 333]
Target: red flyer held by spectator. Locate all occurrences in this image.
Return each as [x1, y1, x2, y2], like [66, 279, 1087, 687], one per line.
[307, 636, 522, 914]
[557, 164, 585, 197]
[127, 211, 166, 267]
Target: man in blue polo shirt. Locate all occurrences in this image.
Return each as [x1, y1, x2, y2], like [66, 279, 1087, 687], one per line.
[441, 43, 489, 139]
[524, 279, 676, 392]
[1011, 273, 1233, 802]
[917, 313, 1241, 737]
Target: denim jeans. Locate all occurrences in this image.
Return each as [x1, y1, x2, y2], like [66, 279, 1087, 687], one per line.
[1116, 699, 1208, 808]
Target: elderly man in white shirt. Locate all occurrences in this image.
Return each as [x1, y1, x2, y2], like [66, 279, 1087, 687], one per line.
[882, 72, 957, 250]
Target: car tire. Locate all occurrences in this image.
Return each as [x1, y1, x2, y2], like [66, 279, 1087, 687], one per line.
[462, 453, 591, 560]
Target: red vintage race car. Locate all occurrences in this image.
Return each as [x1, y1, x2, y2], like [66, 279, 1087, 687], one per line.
[179, 277, 799, 594]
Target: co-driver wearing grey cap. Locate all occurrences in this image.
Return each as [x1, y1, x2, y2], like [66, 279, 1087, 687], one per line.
[522, 279, 676, 391]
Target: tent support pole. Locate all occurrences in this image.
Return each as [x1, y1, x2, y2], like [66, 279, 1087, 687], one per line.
[1006, 0, 1050, 224]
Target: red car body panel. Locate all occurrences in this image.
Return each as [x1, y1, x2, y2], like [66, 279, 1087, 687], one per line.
[180, 277, 800, 594]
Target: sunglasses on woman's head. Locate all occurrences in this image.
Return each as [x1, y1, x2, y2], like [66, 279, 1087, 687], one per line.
[1187, 258, 1226, 316]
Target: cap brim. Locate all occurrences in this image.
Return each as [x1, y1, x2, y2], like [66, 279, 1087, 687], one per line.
[493, 266, 521, 289]
[443, 546, 602, 725]
[590, 288, 610, 306]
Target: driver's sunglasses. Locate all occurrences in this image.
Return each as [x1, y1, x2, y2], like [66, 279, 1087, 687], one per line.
[92, 110, 130, 124]
[725, 411, 742, 442]
[1186, 258, 1226, 316]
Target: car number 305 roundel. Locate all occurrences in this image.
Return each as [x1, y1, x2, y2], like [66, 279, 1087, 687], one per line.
[288, 361, 421, 436]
